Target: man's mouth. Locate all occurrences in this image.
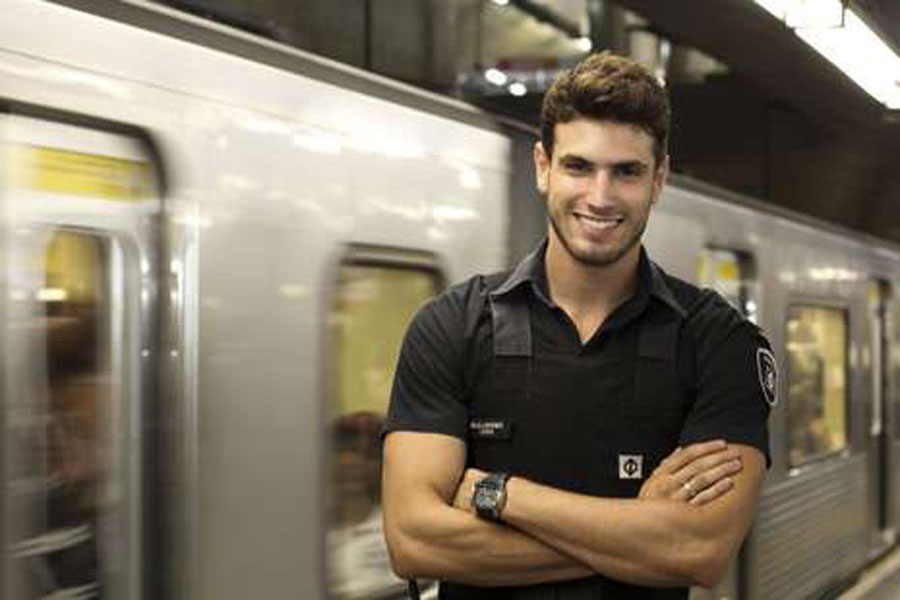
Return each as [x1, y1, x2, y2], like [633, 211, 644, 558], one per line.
[575, 213, 624, 230]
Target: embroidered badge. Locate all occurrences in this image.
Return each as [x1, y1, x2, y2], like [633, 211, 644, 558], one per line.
[618, 454, 644, 480]
[757, 347, 778, 407]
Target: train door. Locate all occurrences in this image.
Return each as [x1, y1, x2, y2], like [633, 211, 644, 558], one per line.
[693, 246, 758, 600]
[325, 247, 442, 600]
[868, 279, 896, 557]
[0, 114, 160, 599]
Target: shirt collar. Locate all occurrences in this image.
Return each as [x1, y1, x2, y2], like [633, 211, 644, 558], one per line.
[489, 239, 553, 306]
[645, 252, 687, 318]
[490, 239, 687, 319]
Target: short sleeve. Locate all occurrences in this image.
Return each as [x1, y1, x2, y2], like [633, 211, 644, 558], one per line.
[382, 284, 474, 441]
[679, 296, 774, 467]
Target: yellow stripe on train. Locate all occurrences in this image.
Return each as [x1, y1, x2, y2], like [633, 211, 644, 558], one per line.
[19, 145, 151, 201]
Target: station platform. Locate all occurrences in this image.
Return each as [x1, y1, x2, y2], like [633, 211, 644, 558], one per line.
[841, 548, 900, 599]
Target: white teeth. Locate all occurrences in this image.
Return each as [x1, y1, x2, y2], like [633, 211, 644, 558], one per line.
[577, 214, 621, 224]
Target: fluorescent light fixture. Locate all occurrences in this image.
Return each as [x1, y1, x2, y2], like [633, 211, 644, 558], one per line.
[508, 82, 528, 96]
[754, 0, 900, 109]
[796, 10, 900, 108]
[484, 68, 508, 86]
[785, 0, 844, 28]
[755, 0, 787, 19]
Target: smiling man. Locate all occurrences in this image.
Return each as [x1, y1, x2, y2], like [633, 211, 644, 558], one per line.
[382, 52, 773, 599]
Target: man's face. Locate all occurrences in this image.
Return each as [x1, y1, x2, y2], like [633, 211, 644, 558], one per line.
[534, 118, 668, 268]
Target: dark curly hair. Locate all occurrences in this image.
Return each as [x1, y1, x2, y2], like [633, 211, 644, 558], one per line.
[540, 51, 670, 164]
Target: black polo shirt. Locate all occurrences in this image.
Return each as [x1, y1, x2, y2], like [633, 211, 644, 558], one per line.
[385, 242, 773, 598]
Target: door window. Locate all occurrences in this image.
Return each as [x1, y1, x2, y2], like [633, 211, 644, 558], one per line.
[785, 306, 849, 466]
[327, 257, 439, 599]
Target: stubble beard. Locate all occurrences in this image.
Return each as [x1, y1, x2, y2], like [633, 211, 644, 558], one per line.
[548, 208, 648, 268]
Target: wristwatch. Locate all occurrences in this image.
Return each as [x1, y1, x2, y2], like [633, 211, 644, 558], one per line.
[472, 472, 511, 522]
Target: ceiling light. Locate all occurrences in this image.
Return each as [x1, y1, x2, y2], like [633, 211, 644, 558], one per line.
[753, 0, 900, 109]
[508, 82, 528, 96]
[796, 10, 900, 108]
[484, 68, 508, 86]
[492, 0, 510, 5]
[576, 37, 593, 52]
[755, 0, 787, 19]
[784, 0, 844, 28]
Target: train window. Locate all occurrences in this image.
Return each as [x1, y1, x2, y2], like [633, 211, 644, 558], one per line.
[785, 306, 849, 466]
[8, 230, 121, 598]
[327, 259, 439, 599]
[697, 247, 758, 322]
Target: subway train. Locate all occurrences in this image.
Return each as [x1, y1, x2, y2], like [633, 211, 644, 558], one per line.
[2, 1, 899, 599]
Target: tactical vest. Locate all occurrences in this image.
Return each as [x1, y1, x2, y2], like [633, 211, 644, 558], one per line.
[441, 271, 699, 600]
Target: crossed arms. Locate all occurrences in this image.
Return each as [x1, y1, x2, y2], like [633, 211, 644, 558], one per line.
[382, 432, 765, 589]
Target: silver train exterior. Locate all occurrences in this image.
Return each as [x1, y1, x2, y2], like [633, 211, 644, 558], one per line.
[1, 1, 898, 599]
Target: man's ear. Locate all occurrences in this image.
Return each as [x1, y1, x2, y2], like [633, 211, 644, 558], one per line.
[533, 141, 551, 195]
[651, 155, 670, 205]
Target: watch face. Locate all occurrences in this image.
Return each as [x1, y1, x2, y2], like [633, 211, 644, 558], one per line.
[473, 473, 509, 521]
[478, 489, 500, 506]
[474, 488, 502, 519]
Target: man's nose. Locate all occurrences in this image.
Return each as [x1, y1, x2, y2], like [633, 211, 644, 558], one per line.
[586, 169, 614, 206]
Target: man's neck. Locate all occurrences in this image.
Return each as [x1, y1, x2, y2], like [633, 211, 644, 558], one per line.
[544, 236, 641, 336]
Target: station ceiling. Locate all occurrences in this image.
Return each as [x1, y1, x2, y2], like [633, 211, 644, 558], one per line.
[616, 0, 899, 138]
[612, 0, 900, 244]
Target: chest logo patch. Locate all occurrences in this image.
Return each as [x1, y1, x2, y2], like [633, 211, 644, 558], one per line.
[618, 454, 644, 480]
[757, 347, 778, 407]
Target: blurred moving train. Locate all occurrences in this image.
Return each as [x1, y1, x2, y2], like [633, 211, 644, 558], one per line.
[2, 1, 900, 599]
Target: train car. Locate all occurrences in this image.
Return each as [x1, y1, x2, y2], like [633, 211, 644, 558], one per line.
[643, 179, 900, 599]
[2, 2, 510, 598]
[2, 1, 900, 599]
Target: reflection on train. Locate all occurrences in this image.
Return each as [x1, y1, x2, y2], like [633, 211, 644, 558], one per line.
[12, 232, 109, 597]
[3, 2, 900, 599]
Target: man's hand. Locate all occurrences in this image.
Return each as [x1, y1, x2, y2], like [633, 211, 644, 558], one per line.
[639, 440, 742, 506]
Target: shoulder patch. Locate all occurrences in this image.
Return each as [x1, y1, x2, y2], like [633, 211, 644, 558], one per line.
[756, 347, 778, 407]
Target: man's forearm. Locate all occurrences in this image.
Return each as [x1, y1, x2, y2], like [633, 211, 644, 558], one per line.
[500, 454, 764, 589]
[501, 478, 714, 587]
[386, 500, 592, 587]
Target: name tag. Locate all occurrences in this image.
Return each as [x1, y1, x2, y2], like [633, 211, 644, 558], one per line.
[469, 419, 513, 440]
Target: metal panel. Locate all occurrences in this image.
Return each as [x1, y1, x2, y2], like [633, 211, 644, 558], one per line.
[892, 442, 900, 534]
[746, 455, 869, 599]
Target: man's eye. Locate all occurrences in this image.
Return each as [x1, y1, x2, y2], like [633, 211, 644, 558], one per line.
[563, 160, 591, 174]
[615, 164, 644, 178]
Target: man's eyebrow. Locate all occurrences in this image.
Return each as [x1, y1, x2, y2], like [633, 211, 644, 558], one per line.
[611, 159, 650, 168]
[558, 153, 593, 164]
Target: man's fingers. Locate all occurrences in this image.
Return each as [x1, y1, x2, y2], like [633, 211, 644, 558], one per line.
[689, 477, 735, 506]
[688, 459, 742, 492]
[643, 442, 743, 503]
[671, 448, 742, 483]
[659, 439, 728, 473]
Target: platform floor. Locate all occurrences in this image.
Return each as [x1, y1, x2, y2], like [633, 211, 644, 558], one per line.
[840, 548, 900, 599]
